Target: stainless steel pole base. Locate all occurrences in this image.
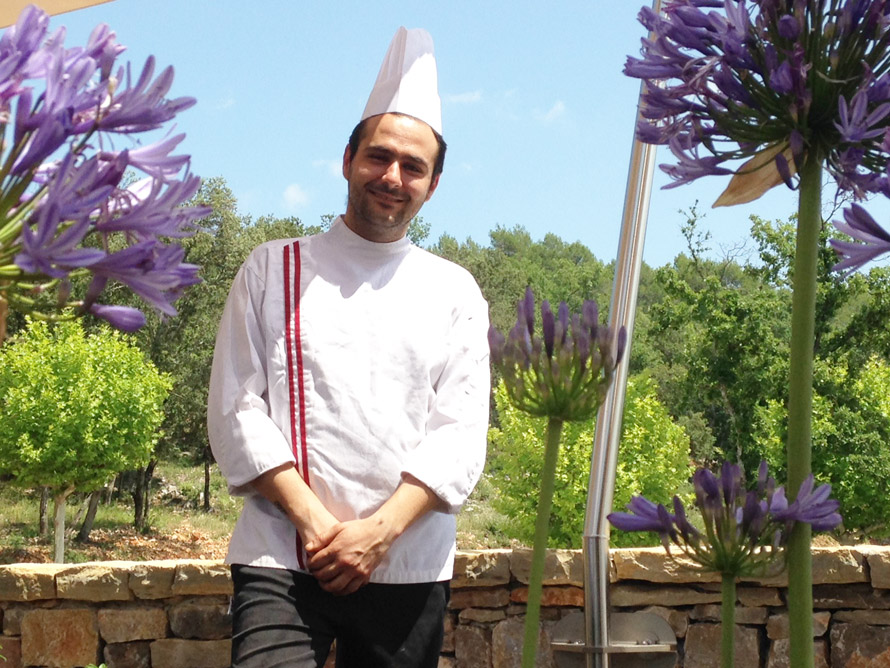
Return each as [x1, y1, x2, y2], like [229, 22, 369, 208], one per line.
[552, 611, 677, 668]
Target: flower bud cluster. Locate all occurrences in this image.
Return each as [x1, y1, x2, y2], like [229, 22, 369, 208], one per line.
[0, 5, 210, 331]
[488, 286, 627, 421]
[609, 460, 842, 577]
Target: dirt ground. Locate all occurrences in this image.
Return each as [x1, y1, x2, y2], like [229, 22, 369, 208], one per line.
[0, 521, 230, 564]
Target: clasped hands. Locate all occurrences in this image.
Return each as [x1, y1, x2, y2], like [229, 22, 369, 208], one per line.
[304, 515, 397, 596]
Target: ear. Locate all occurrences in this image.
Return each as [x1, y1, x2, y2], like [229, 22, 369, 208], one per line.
[424, 173, 441, 202]
[342, 145, 352, 179]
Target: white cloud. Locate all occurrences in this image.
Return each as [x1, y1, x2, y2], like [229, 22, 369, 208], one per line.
[283, 183, 309, 209]
[535, 100, 566, 123]
[313, 159, 342, 177]
[445, 90, 483, 104]
[215, 96, 235, 110]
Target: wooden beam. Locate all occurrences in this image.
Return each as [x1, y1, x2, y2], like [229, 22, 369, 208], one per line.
[1, 0, 116, 28]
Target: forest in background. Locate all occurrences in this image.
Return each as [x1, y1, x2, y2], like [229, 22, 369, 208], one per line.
[3, 176, 890, 553]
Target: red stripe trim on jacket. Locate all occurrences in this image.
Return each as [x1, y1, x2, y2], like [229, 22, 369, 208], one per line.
[283, 241, 308, 568]
[292, 241, 311, 486]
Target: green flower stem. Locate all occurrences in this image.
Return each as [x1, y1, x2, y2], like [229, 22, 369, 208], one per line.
[786, 150, 821, 668]
[521, 416, 564, 668]
[721, 573, 736, 668]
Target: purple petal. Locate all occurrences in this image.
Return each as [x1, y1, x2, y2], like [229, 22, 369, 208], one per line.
[831, 204, 890, 272]
[88, 304, 147, 332]
[541, 300, 555, 358]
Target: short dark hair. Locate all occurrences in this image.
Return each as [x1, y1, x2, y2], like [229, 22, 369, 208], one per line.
[347, 114, 447, 178]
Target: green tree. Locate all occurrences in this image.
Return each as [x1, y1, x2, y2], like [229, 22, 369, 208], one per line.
[752, 355, 890, 534]
[0, 319, 170, 561]
[644, 251, 791, 468]
[487, 376, 693, 548]
[432, 226, 613, 338]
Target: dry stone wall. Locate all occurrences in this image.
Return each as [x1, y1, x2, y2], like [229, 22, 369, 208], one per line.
[0, 547, 888, 667]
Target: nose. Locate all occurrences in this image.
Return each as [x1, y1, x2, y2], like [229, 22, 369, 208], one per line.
[381, 160, 402, 186]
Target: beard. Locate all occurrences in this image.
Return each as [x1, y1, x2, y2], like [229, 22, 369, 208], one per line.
[347, 181, 420, 231]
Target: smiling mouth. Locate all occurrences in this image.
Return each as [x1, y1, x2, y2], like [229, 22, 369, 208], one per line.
[368, 187, 405, 205]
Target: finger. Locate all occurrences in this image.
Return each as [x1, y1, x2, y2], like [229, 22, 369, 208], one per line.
[305, 523, 344, 554]
[312, 564, 342, 584]
[319, 572, 353, 595]
[306, 547, 336, 570]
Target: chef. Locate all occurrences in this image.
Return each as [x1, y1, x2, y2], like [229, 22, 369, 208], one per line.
[208, 26, 490, 668]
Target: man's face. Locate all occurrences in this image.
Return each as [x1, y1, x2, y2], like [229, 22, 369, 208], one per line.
[342, 113, 440, 243]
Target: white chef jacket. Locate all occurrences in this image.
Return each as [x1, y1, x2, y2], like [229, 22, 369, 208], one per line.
[207, 217, 490, 584]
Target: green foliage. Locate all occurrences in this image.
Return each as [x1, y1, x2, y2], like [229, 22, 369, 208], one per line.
[641, 230, 791, 468]
[488, 376, 693, 548]
[432, 226, 612, 337]
[753, 356, 890, 534]
[0, 319, 170, 493]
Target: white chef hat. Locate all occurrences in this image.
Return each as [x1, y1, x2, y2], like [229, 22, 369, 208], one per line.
[361, 26, 442, 135]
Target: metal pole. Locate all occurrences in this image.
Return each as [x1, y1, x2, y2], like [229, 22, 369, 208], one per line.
[582, 2, 661, 665]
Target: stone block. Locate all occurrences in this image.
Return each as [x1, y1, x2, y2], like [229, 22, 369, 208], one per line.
[168, 598, 232, 640]
[840, 648, 890, 667]
[130, 561, 178, 599]
[868, 550, 890, 589]
[834, 610, 890, 625]
[683, 623, 760, 668]
[689, 604, 768, 625]
[21, 608, 100, 668]
[738, 585, 783, 607]
[509, 586, 583, 607]
[766, 611, 830, 639]
[0, 564, 58, 601]
[814, 584, 890, 609]
[56, 563, 132, 602]
[766, 638, 829, 668]
[491, 616, 553, 668]
[149, 638, 231, 668]
[104, 640, 151, 668]
[172, 561, 232, 596]
[641, 605, 688, 638]
[811, 547, 868, 584]
[612, 548, 720, 584]
[452, 550, 511, 588]
[459, 607, 506, 624]
[511, 548, 583, 585]
[831, 622, 890, 667]
[449, 586, 510, 610]
[2, 604, 26, 635]
[441, 612, 456, 653]
[610, 583, 722, 608]
[438, 656, 456, 668]
[0, 635, 22, 668]
[454, 624, 491, 668]
[98, 606, 168, 643]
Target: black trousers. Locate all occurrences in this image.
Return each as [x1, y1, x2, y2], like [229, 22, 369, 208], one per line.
[230, 565, 449, 668]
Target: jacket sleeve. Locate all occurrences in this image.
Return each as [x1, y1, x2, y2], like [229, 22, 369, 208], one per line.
[207, 254, 295, 495]
[400, 283, 491, 514]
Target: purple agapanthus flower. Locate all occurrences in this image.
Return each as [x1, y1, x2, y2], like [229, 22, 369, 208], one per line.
[626, 0, 890, 266]
[633, 1, 889, 188]
[609, 460, 842, 577]
[0, 4, 209, 331]
[488, 287, 626, 421]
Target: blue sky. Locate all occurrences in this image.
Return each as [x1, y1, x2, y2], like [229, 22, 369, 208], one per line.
[15, 0, 854, 267]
